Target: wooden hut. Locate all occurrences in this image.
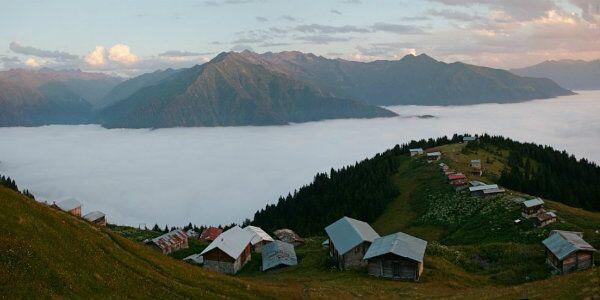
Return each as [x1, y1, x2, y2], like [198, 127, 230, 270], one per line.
[273, 229, 305, 247]
[201, 226, 253, 274]
[470, 159, 482, 175]
[536, 211, 557, 227]
[150, 229, 189, 254]
[542, 230, 596, 274]
[52, 199, 82, 217]
[244, 225, 274, 253]
[261, 240, 298, 271]
[199, 227, 223, 242]
[409, 148, 424, 157]
[325, 216, 380, 269]
[364, 232, 427, 281]
[522, 198, 544, 218]
[426, 152, 442, 162]
[82, 211, 106, 226]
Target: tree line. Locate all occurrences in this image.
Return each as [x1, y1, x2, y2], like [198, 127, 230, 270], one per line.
[251, 134, 467, 236]
[0, 174, 35, 199]
[466, 134, 600, 211]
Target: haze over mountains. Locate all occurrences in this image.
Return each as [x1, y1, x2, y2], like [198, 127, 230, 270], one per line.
[0, 51, 576, 128]
[512, 59, 600, 91]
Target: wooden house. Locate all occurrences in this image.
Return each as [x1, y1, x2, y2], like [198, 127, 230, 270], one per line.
[470, 159, 482, 175]
[463, 136, 477, 143]
[409, 148, 424, 157]
[426, 152, 442, 162]
[325, 216, 380, 269]
[150, 229, 189, 254]
[82, 211, 106, 226]
[542, 230, 596, 274]
[199, 227, 223, 242]
[53, 199, 82, 217]
[201, 226, 253, 274]
[364, 232, 427, 281]
[274, 229, 305, 247]
[522, 198, 544, 218]
[536, 211, 557, 227]
[468, 184, 504, 197]
[261, 240, 297, 271]
[244, 225, 274, 253]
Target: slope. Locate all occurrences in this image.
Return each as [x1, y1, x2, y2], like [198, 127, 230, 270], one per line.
[512, 59, 600, 90]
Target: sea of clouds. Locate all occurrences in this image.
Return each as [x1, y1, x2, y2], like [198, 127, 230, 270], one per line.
[0, 91, 599, 227]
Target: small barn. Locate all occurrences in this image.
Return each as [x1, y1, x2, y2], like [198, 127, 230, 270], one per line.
[542, 230, 597, 274]
[82, 211, 106, 226]
[53, 199, 82, 217]
[325, 216, 380, 269]
[199, 227, 223, 242]
[426, 152, 442, 162]
[150, 229, 189, 254]
[522, 198, 545, 218]
[463, 136, 477, 143]
[536, 211, 557, 228]
[201, 226, 254, 274]
[469, 184, 501, 197]
[261, 240, 298, 271]
[482, 187, 506, 197]
[470, 159, 482, 175]
[244, 225, 274, 253]
[409, 148, 424, 157]
[364, 232, 427, 281]
[274, 229, 305, 247]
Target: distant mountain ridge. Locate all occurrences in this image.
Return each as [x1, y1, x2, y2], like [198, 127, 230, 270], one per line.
[99, 52, 395, 128]
[237, 50, 574, 106]
[511, 59, 600, 91]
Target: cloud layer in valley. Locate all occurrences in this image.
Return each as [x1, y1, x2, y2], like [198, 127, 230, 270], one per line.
[0, 91, 599, 227]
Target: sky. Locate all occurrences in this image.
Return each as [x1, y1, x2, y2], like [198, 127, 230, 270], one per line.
[0, 0, 599, 76]
[0, 91, 598, 227]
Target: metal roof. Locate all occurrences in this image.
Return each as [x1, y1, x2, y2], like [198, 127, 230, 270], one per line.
[482, 187, 506, 194]
[244, 225, 274, 245]
[409, 148, 423, 152]
[469, 180, 487, 187]
[523, 198, 544, 208]
[325, 216, 380, 255]
[151, 229, 188, 250]
[82, 211, 105, 222]
[469, 184, 498, 192]
[427, 152, 442, 156]
[463, 136, 477, 141]
[261, 240, 298, 271]
[183, 253, 204, 264]
[542, 230, 596, 260]
[55, 199, 81, 211]
[363, 232, 427, 262]
[273, 229, 305, 244]
[200, 227, 223, 240]
[201, 226, 254, 259]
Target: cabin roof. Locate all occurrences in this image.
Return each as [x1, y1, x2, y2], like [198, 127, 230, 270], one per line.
[448, 173, 467, 180]
[409, 148, 423, 152]
[364, 232, 427, 262]
[523, 198, 544, 208]
[325, 216, 380, 255]
[274, 229, 305, 243]
[244, 225, 274, 245]
[200, 227, 223, 240]
[483, 187, 505, 194]
[469, 184, 498, 192]
[55, 199, 81, 211]
[542, 230, 597, 260]
[183, 253, 204, 264]
[427, 152, 442, 156]
[201, 226, 253, 259]
[261, 240, 298, 271]
[151, 229, 188, 250]
[82, 211, 105, 222]
[463, 136, 477, 141]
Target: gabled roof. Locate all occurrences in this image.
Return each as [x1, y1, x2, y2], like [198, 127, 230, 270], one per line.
[542, 230, 596, 260]
[469, 184, 498, 192]
[183, 253, 204, 264]
[273, 229, 305, 244]
[463, 136, 477, 141]
[523, 198, 544, 208]
[244, 225, 274, 245]
[82, 211, 105, 222]
[201, 226, 254, 259]
[448, 173, 467, 180]
[483, 187, 505, 194]
[261, 240, 298, 271]
[55, 199, 81, 211]
[151, 229, 188, 250]
[325, 216, 380, 255]
[427, 152, 442, 156]
[469, 180, 487, 187]
[200, 227, 223, 240]
[364, 232, 427, 262]
[409, 148, 423, 152]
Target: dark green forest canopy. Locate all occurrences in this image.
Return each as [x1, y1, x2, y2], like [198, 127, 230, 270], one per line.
[466, 134, 600, 211]
[251, 134, 466, 236]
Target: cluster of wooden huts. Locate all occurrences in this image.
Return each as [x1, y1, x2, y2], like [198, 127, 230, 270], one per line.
[50, 199, 107, 226]
[438, 160, 506, 197]
[325, 216, 427, 281]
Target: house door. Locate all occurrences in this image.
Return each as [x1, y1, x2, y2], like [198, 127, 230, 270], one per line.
[393, 261, 414, 279]
[392, 262, 401, 277]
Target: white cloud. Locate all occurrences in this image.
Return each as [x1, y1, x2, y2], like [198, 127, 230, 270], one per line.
[25, 58, 40, 67]
[85, 46, 106, 66]
[108, 44, 139, 64]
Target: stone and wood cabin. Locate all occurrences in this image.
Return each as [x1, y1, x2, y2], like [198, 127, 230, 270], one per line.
[522, 198, 544, 218]
[244, 225, 274, 253]
[363, 232, 427, 281]
[150, 229, 189, 254]
[536, 211, 557, 227]
[426, 151, 442, 162]
[542, 230, 596, 274]
[273, 229, 305, 247]
[200, 226, 253, 274]
[52, 199, 82, 217]
[82, 211, 106, 226]
[325, 216, 380, 269]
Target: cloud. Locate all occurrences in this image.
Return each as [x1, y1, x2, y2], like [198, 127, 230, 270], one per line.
[9, 42, 78, 60]
[108, 44, 139, 64]
[256, 16, 268, 22]
[341, 0, 362, 4]
[231, 44, 254, 52]
[427, 0, 557, 21]
[295, 24, 370, 34]
[331, 9, 342, 15]
[296, 35, 351, 44]
[25, 58, 41, 67]
[204, 0, 265, 6]
[427, 9, 483, 21]
[570, 0, 600, 24]
[371, 22, 427, 34]
[158, 50, 205, 57]
[85, 46, 105, 66]
[281, 15, 298, 22]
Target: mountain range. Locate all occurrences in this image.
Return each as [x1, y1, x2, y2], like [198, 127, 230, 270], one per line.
[1, 51, 576, 128]
[512, 59, 600, 91]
